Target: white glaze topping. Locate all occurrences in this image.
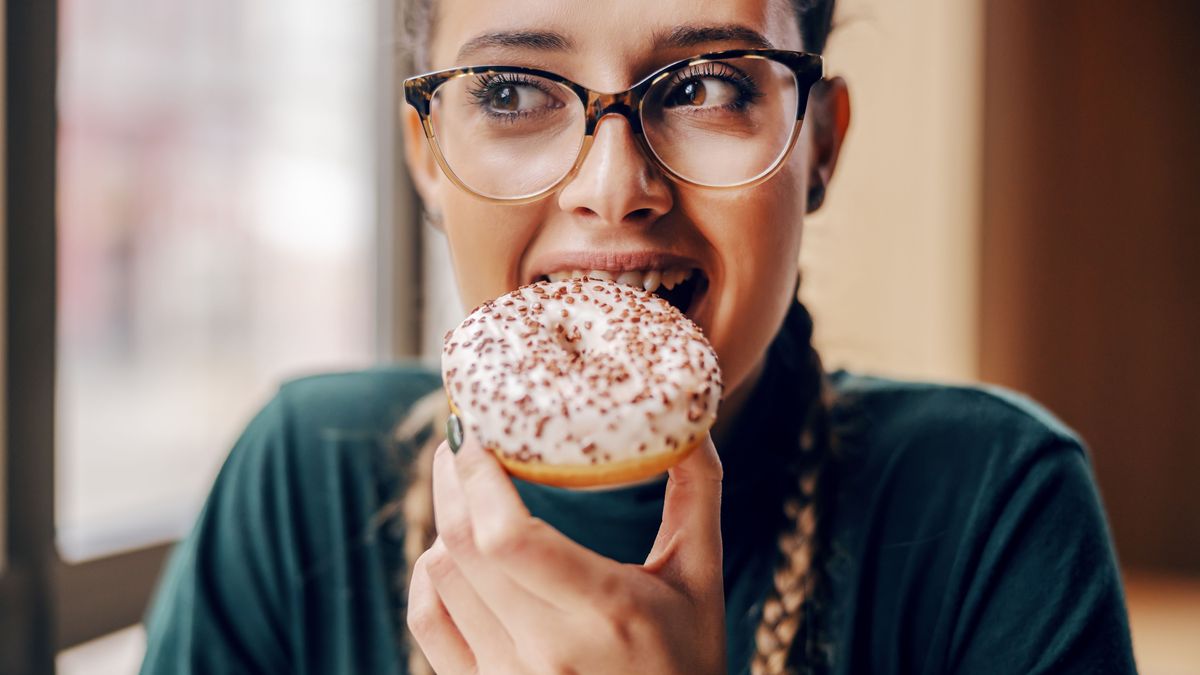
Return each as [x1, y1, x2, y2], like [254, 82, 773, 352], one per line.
[441, 278, 723, 466]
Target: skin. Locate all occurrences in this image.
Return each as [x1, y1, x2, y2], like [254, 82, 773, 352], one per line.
[402, 0, 850, 671]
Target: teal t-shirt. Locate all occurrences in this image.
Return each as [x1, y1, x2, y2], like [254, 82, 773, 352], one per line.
[139, 360, 1135, 674]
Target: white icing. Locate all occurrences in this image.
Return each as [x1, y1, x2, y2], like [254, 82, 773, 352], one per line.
[441, 278, 723, 467]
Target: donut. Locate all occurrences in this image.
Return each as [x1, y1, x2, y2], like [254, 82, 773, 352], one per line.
[441, 277, 723, 488]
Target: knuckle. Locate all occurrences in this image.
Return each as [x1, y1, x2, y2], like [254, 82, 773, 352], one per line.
[536, 659, 581, 675]
[600, 614, 635, 652]
[605, 611, 653, 651]
[439, 517, 476, 552]
[405, 576, 440, 637]
[421, 545, 458, 581]
[475, 520, 535, 559]
[410, 553, 430, 583]
[596, 574, 631, 612]
[405, 601, 440, 637]
[594, 582, 652, 649]
[521, 643, 579, 675]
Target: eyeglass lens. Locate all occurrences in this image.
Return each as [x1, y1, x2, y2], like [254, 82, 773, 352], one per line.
[428, 57, 801, 199]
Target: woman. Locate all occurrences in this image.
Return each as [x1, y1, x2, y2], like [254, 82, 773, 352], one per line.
[140, 0, 1137, 673]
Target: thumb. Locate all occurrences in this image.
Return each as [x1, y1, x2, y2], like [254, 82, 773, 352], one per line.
[643, 434, 724, 595]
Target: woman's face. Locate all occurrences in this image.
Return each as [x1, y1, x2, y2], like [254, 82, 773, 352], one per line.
[404, 0, 848, 404]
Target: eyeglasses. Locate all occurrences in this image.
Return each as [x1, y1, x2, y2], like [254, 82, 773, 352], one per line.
[403, 49, 824, 204]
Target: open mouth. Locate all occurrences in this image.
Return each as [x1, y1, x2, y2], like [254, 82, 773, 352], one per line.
[649, 269, 707, 317]
[535, 268, 709, 317]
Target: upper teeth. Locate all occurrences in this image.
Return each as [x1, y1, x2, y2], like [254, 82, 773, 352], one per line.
[544, 268, 694, 293]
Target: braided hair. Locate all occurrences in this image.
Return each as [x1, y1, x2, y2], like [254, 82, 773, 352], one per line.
[748, 293, 838, 675]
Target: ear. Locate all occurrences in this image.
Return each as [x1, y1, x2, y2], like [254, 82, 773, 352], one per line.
[401, 103, 444, 224]
[804, 76, 851, 213]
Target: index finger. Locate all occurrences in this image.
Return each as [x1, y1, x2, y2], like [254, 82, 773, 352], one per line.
[452, 430, 635, 609]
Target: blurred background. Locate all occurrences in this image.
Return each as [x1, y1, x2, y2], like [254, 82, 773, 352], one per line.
[3, 0, 1197, 673]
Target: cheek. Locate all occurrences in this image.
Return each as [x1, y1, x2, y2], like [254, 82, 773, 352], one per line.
[442, 198, 545, 311]
[682, 165, 807, 392]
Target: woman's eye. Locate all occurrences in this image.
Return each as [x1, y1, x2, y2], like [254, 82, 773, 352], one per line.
[666, 78, 740, 109]
[485, 83, 553, 113]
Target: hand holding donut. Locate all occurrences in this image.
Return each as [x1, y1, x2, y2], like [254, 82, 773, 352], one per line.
[406, 429, 727, 675]
[409, 278, 728, 673]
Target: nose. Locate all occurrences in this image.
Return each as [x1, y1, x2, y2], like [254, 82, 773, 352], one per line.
[556, 114, 673, 227]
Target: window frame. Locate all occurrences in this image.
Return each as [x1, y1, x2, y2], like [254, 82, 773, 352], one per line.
[2, 2, 60, 672]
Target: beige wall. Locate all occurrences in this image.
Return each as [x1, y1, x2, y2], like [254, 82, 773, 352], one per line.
[800, 0, 982, 383]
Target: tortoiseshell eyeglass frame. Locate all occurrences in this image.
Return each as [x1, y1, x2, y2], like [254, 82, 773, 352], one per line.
[403, 48, 825, 204]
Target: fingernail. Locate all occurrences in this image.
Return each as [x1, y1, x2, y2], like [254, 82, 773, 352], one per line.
[446, 414, 464, 453]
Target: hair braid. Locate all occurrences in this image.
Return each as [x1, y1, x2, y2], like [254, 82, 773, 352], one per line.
[751, 299, 837, 674]
[394, 392, 448, 675]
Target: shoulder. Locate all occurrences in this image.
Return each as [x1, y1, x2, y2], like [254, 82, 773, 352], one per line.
[227, 362, 444, 537]
[828, 369, 1086, 486]
[197, 360, 443, 547]
[274, 362, 443, 439]
[821, 371, 1134, 673]
[186, 361, 445, 590]
[829, 368, 1082, 449]
[217, 361, 443, 497]
[821, 369, 1099, 586]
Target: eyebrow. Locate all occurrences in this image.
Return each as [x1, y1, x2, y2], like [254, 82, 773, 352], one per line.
[455, 30, 575, 63]
[454, 23, 774, 64]
[652, 24, 775, 51]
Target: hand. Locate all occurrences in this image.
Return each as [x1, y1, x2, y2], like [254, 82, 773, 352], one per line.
[406, 431, 727, 675]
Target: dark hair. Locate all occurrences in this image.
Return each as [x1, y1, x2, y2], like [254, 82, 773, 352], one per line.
[750, 288, 839, 675]
[395, 3, 840, 674]
[793, 0, 838, 54]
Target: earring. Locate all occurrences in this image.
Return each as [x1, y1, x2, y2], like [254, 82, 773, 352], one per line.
[806, 183, 826, 213]
[423, 209, 444, 228]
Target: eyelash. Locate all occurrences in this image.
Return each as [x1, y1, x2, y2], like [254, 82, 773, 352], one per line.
[463, 62, 763, 122]
[465, 73, 557, 122]
[663, 62, 763, 110]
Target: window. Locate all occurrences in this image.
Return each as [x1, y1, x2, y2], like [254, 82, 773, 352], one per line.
[55, 0, 385, 562]
[2, 0, 421, 670]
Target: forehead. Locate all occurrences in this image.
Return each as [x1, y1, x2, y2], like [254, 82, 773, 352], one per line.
[427, 0, 802, 83]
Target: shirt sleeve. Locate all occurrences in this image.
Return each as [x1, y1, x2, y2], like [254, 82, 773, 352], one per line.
[947, 441, 1136, 674]
[140, 393, 297, 674]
